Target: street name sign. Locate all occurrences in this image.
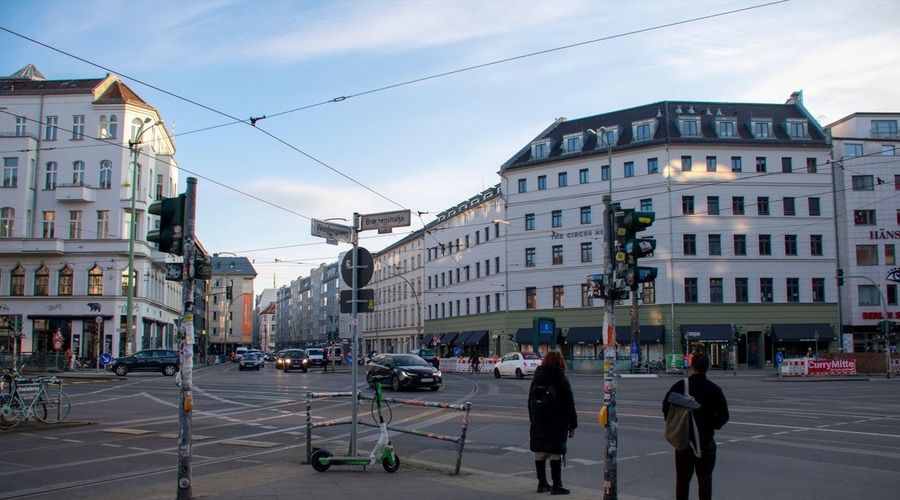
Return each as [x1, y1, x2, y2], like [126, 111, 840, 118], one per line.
[311, 219, 354, 243]
[359, 210, 411, 232]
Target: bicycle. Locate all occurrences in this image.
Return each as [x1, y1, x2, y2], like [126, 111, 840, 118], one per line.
[1, 368, 71, 429]
[470, 361, 482, 375]
[72, 357, 92, 371]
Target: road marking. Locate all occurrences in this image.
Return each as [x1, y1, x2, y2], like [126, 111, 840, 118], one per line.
[569, 458, 603, 465]
[104, 428, 154, 435]
[128, 447, 150, 451]
[101, 443, 123, 448]
[502, 447, 530, 453]
[222, 439, 280, 448]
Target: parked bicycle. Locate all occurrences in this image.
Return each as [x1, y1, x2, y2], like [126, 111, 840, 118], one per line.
[1, 368, 71, 429]
[70, 357, 92, 371]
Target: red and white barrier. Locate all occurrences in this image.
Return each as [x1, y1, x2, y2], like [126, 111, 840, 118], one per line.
[779, 357, 857, 376]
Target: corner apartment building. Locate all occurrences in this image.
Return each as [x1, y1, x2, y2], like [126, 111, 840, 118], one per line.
[0, 65, 183, 363]
[207, 256, 256, 355]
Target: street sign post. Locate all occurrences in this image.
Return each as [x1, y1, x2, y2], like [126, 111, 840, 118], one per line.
[359, 210, 411, 232]
[311, 219, 354, 243]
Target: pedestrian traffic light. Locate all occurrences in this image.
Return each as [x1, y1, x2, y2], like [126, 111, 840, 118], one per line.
[147, 194, 185, 255]
[615, 208, 657, 289]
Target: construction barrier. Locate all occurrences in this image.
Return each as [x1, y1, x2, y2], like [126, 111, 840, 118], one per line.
[779, 357, 858, 376]
[306, 390, 472, 474]
[439, 358, 497, 373]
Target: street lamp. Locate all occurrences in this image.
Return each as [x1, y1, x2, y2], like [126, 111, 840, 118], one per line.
[126, 118, 162, 355]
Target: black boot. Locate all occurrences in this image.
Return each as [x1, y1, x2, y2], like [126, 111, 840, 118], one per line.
[549, 460, 570, 495]
[535, 460, 551, 493]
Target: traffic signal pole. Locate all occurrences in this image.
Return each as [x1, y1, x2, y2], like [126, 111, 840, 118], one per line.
[350, 212, 360, 456]
[601, 193, 618, 500]
[176, 177, 197, 499]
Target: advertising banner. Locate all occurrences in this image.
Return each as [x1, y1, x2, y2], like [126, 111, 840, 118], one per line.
[808, 358, 857, 375]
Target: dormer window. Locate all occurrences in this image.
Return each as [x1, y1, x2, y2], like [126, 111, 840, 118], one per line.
[678, 117, 701, 137]
[714, 119, 737, 138]
[597, 128, 617, 148]
[631, 119, 657, 143]
[531, 140, 550, 160]
[785, 119, 808, 139]
[563, 133, 583, 154]
[750, 119, 773, 139]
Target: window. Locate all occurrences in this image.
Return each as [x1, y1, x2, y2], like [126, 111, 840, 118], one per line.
[552, 245, 563, 265]
[760, 278, 774, 302]
[0, 207, 14, 237]
[525, 213, 535, 231]
[14, 116, 26, 136]
[100, 161, 112, 189]
[735, 278, 749, 303]
[732, 196, 745, 215]
[808, 197, 821, 216]
[844, 143, 863, 157]
[786, 278, 800, 302]
[601, 164, 610, 182]
[88, 265, 104, 296]
[579, 168, 589, 184]
[683, 234, 697, 255]
[474, 261, 481, 278]
[45, 162, 57, 190]
[42, 211, 55, 238]
[11, 265, 25, 295]
[858, 285, 880, 306]
[753, 121, 771, 138]
[3, 157, 18, 187]
[684, 278, 698, 303]
[525, 248, 536, 267]
[852, 175, 874, 191]
[757, 197, 769, 216]
[783, 197, 796, 216]
[624, 161, 634, 177]
[45, 116, 58, 141]
[708, 196, 720, 215]
[856, 245, 878, 266]
[34, 265, 50, 296]
[883, 145, 896, 156]
[580, 206, 591, 224]
[635, 123, 653, 141]
[69, 210, 82, 239]
[734, 235, 747, 256]
[484, 259, 490, 276]
[731, 157, 742, 172]
[706, 156, 717, 172]
[682, 196, 695, 215]
[710, 278, 724, 303]
[581, 242, 592, 263]
[121, 268, 137, 298]
[640, 198, 653, 211]
[538, 175, 547, 190]
[72, 115, 85, 140]
[682, 120, 700, 137]
[755, 157, 767, 172]
[784, 235, 798, 256]
[551, 210, 562, 228]
[648, 158, 658, 174]
[97, 210, 110, 239]
[476, 296, 481, 314]
[855, 209, 877, 226]
[759, 235, 772, 255]
[526, 287, 537, 309]
[708, 234, 722, 256]
[872, 119, 899, 139]
[72, 161, 85, 185]
[806, 158, 817, 173]
[718, 121, 736, 138]
[812, 278, 825, 303]
[889, 285, 899, 306]
[780, 157, 792, 173]
[681, 156, 692, 172]
[475, 231, 480, 244]
[641, 281, 656, 305]
[59, 265, 73, 295]
[886, 244, 896, 266]
[533, 142, 548, 159]
[518, 179, 527, 193]
[558, 172, 568, 187]
[553, 286, 564, 308]
[565, 136, 581, 153]
[810, 235, 823, 256]
[788, 121, 807, 139]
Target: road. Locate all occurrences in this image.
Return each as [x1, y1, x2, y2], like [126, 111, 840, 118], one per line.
[1, 363, 898, 499]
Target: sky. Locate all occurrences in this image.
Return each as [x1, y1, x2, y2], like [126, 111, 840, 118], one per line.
[2, 0, 899, 295]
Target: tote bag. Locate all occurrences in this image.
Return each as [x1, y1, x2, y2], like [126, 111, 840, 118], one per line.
[665, 378, 701, 452]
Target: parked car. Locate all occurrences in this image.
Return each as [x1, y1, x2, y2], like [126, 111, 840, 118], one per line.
[493, 351, 541, 379]
[306, 348, 325, 367]
[409, 348, 439, 368]
[239, 353, 264, 371]
[108, 349, 180, 377]
[365, 353, 443, 391]
[282, 349, 309, 372]
[274, 351, 286, 369]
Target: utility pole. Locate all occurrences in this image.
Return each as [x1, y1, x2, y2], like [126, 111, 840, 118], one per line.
[176, 177, 197, 499]
[601, 193, 618, 500]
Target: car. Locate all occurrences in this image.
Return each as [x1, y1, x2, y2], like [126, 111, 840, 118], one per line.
[246, 349, 264, 367]
[493, 351, 541, 379]
[282, 349, 309, 372]
[274, 351, 286, 369]
[365, 353, 443, 391]
[264, 352, 277, 362]
[325, 346, 344, 364]
[108, 349, 180, 377]
[306, 348, 325, 367]
[239, 352, 263, 371]
[409, 348, 439, 368]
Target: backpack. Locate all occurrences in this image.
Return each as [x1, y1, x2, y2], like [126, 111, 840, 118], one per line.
[529, 384, 557, 422]
[664, 378, 701, 453]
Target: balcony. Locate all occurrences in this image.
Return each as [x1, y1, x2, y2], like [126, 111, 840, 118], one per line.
[55, 182, 96, 203]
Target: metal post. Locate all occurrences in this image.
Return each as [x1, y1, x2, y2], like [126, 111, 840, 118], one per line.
[350, 212, 360, 455]
[176, 177, 197, 499]
[602, 193, 618, 500]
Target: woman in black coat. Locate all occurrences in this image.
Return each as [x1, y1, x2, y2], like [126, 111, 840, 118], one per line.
[529, 350, 577, 495]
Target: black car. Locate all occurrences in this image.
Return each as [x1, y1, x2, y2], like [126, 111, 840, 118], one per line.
[108, 349, 180, 377]
[365, 353, 442, 391]
[239, 353, 263, 371]
[282, 349, 309, 372]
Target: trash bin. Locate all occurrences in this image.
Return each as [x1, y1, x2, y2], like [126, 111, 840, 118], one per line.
[219, 354, 226, 365]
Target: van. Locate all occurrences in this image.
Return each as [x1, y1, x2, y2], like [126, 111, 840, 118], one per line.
[306, 348, 325, 367]
[234, 346, 248, 362]
[326, 346, 344, 364]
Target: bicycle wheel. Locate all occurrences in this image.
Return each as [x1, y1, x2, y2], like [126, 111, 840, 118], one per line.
[0, 394, 25, 429]
[35, 385, 71, 424]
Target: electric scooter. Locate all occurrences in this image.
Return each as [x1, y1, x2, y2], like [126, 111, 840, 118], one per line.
[309, 381, 400, 473]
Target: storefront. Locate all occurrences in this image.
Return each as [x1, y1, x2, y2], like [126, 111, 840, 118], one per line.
[771, 323, 837, 358]
[680, 324, 734, 369]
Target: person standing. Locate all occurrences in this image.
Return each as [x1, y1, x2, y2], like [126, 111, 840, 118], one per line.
[662, 353, 729, 500]
[529, 350, 577, 495]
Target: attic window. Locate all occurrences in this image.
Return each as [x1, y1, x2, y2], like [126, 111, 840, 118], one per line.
[751, 119, 774, 139]
[714, 118, 737, 138]
[631, 119, 657, 142]
[563, 133, 583, 154]
[785, 119, 808, 139]
[678, 117, 702, 137]
[532, 140, 550, 159]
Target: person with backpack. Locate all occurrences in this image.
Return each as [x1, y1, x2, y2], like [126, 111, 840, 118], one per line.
[528, 350, 577, 495]
[662, 353, 729, 500]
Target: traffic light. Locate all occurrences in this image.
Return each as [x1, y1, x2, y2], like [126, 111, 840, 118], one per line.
[615, 208, 658, 289]
[225, 285, 232, 300]
[586, 274, 607, 300]
[837, 268, 844, 287]
[147, 194, 185, 255]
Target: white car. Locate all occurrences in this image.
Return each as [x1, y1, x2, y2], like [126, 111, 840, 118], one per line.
[493, 351, 541, 379]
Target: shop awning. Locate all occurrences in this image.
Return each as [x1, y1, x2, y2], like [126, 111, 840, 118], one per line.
[771, 324, 837, 342]
[680, 324, 733, 343]
[615, 325, 665, 344]
[438, 332, 458, 346]
[463, 330, 489, 346]
[453, 331, 474, 346]
[565, 327, 604, 344]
